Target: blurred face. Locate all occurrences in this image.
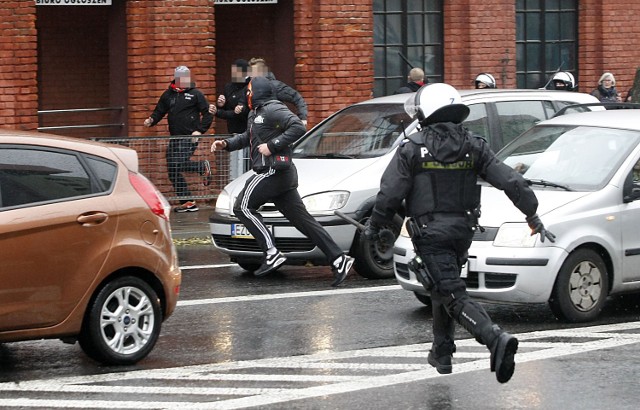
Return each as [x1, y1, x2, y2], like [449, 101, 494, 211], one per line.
[231, 65, 245, 82]
[476, 81, 488, 89]
[175, 73, 191, 88]
[602, 77, 613, 89]
[250, 63, 269, 78]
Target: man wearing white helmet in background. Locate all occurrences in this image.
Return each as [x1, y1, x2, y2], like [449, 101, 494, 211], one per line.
[474, 73, 496, 89]
[548, 71, 576, 91]
[363, 83, 555, 383]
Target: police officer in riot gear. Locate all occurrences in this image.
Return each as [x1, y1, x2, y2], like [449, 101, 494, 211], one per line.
[474, 72, 496, 89]
[548, 71, 576, 91]
[364, 83, 555, 383]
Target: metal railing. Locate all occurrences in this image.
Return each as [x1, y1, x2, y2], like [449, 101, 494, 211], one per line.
[94, 135, 249, 203]
[37, 106, 125, 131]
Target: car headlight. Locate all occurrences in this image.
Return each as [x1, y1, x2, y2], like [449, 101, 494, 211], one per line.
[302, 191, 350, 214]
[493, 223, 538, 247]
[215, 189, 231, 213]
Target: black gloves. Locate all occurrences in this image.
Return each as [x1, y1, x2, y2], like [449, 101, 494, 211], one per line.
[363, 219, 380, 242]
[526, 214, 556, 243]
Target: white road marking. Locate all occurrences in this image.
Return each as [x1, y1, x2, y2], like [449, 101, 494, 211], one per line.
[2, 321, 640, 409]
[181, 263, 238, 270]
[177, 285, 402, 306]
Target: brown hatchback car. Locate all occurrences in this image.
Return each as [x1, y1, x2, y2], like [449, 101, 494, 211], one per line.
[0, 129, 181, 365]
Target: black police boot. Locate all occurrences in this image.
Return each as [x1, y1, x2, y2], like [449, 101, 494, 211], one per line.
[488, 325, 519, 384]
[427, 342, 455, 374]
[454, 304, 518, 383]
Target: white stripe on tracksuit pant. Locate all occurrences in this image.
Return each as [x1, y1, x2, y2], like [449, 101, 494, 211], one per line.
[233, 166, 343, 263]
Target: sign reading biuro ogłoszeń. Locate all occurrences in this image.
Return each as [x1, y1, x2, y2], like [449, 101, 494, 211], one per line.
[35, 0, 112, 4]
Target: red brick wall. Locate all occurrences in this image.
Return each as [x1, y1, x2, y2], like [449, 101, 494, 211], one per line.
[127, 0, 216, 137]
[579, 0, 640, 98]
[294, 0, 373, 125]
[444, 0, 516, 89]
[0, 1, 38, 131]
[126, 0, 216, 199]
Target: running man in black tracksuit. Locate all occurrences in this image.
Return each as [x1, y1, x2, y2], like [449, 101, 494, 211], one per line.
[211, 76, 354, 286]
[364, 83, 555, 383]
[144, 66, 214, 212]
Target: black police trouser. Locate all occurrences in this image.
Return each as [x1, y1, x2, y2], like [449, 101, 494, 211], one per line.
[415, 238, 500, 351]
[166, 138, 203, 202]
[233, 166, 343, 262]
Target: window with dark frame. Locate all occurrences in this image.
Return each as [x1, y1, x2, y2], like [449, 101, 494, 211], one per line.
[373, 0, 443, 97]
[516, 0, 578, 90]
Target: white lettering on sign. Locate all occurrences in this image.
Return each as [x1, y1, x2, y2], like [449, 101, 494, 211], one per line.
[35, 0, 112, 5]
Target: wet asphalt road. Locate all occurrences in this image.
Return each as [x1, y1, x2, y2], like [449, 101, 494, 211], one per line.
[2, 243, 640, 409]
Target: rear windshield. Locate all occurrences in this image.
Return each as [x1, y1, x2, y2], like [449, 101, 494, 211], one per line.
[293, 103, 412, 159]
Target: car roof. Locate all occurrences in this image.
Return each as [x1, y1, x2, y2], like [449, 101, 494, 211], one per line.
[0, 128, 139, 170]
[536, 109, 640, 131]
[355, 88, 599, 105]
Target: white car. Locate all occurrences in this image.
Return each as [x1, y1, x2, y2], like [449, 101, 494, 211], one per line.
[210, 89, 599, 279]
[394, 109, 640, 322]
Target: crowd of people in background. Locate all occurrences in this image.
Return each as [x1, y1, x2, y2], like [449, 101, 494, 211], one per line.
[145, 60, 639, 214]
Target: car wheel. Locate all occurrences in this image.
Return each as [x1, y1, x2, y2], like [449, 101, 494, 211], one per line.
[79, 276, 162, 365]
[353, 214, 403, 279]
[549, 248, 609, 323]
[237, 261, 261, 272]
[413, 292, 432, 308]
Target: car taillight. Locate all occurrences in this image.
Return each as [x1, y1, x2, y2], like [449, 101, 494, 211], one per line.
[128, 172, 170, 220]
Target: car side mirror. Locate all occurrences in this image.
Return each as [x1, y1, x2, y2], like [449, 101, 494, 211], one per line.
[623, 176, 640, 203]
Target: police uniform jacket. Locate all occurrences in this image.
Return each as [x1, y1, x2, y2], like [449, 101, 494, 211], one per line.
[370, 122, 539, 240]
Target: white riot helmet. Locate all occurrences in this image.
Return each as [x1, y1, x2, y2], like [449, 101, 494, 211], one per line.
[551, 71, 575, 91]
[404, 83, 470, 125]
[475, 73, 496, 89]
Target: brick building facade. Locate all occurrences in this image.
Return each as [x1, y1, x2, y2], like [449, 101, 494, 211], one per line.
[1, 0, 639, 134]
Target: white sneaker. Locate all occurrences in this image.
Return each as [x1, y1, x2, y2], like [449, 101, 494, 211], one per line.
[331, 254, 354, 286]
[254, 251, 287, 277]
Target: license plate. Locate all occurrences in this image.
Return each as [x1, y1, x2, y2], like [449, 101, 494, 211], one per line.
[231, 223, 272, 239]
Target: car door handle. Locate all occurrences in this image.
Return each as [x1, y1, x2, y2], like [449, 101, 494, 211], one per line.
[77, 212, 109, 226]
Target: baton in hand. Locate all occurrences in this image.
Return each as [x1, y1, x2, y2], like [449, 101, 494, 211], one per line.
[334, 210, 396, 245]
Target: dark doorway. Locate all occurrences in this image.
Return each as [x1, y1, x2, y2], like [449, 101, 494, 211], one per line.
[214, 0, 295, 134]
[36, 0, 128, 138]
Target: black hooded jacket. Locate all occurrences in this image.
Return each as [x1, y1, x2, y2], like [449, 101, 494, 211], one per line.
[370, 122, 539, 240]
[223, 76, 306, 173]
[216, 81, 249, 133]
[245, 72, 308, 120]
[149, 81, 213, 136]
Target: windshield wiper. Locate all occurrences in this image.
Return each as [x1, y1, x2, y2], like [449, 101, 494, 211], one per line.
[324, 153, 356, 159]
[525, 178, 573, 191]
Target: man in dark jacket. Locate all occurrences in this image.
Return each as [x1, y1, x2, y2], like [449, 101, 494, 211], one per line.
[144, 65, 214, 212]
[394, 67, 426, 94]
[249, 58, 309, 127]
[211, 76, 354, 286]
[212, 59, 250, 134]
[364, 83, 555, 383]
